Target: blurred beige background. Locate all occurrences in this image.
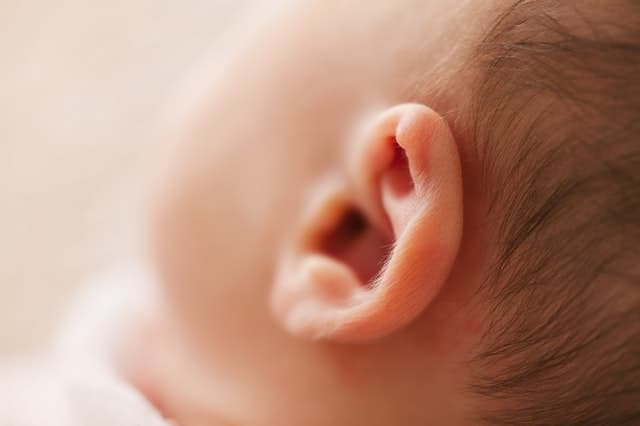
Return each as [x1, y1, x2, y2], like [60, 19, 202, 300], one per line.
[0, 0, 249, 355]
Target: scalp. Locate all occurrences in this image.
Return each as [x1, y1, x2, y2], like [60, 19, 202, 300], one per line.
[465, 1, 640, 424]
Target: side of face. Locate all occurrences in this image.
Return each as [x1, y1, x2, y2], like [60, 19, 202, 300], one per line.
[150, 1, 495, 425]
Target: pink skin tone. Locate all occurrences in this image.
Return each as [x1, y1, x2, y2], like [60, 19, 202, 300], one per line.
[133, 1, 499, 425]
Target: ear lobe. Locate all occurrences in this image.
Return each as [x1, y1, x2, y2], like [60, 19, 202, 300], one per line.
[270, 104, 463, 341]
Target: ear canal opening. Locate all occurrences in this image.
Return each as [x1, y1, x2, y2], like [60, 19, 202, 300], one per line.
[320, 207, 392, 287]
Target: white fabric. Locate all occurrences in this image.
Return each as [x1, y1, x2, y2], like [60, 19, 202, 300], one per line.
[0, 264, 168, 426]
[0, 361, 168, 426]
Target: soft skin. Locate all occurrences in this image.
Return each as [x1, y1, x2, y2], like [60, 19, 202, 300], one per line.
[142, 1, 497, 425]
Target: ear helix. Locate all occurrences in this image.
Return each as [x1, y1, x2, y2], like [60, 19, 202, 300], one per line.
[271, 104, 463, 341]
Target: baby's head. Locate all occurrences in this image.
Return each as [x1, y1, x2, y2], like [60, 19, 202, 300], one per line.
[150, 0, 640, 424]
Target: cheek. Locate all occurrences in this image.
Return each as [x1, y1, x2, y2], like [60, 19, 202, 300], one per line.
[149, 76, 349, 351]
[150, 186, 210, 325]
[149, 153, 283, 337]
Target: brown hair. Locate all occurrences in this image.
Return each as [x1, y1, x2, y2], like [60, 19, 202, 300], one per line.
[469, 1, 640, 424]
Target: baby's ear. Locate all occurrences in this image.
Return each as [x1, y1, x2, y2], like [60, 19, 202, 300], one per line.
[270, 104, 463, 341]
